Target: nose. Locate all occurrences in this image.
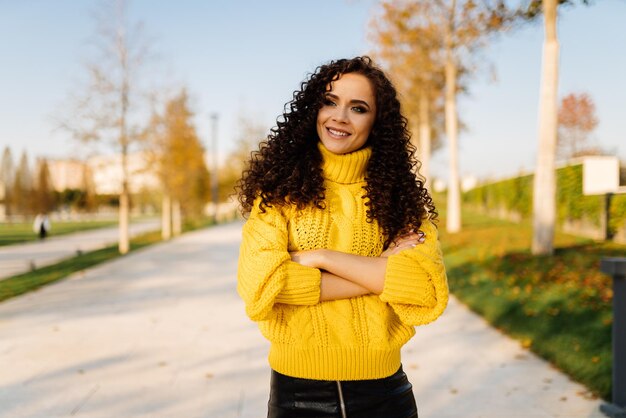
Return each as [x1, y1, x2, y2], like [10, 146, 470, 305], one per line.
[331, 106, 349, 123]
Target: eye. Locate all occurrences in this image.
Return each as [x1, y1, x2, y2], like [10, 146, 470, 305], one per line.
[352, 106, 367, 114]
[323, 97, 336, 106]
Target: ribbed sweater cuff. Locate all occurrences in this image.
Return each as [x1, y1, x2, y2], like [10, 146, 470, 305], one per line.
[380, 255, 437, 307]
[274, 263, 321, 305]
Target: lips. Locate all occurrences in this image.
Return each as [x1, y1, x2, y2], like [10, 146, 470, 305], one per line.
[326, 127, 351, 139]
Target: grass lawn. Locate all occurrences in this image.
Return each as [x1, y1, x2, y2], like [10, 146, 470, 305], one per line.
[438, 209, 626, 400]
[0, 220, 118, 246]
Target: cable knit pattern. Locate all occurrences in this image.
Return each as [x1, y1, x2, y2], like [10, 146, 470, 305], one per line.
[237, 142, 448, 381]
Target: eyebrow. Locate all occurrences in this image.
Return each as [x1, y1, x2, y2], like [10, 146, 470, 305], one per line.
[324, 93, 372, 109]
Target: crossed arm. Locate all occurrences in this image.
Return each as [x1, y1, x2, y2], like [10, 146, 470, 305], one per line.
[290, 231, 425, 301]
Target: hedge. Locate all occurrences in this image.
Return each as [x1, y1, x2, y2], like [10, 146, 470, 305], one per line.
[463, 163, 626, 236]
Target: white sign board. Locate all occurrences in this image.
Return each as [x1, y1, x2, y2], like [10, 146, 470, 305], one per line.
[583, 156, 620, 195]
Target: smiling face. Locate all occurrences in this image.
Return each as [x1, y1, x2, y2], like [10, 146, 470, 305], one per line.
[316, 72, 377, 155]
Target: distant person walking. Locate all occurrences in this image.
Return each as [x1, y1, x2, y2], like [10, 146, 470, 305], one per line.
[237, 57, 449, 418]
[33, 214, 51, 240]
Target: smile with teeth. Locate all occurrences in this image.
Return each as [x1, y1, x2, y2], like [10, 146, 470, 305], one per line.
[327, 127, 351, 138]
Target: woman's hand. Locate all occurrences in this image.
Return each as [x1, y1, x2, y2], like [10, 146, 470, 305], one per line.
[381, 230, 425, 258]
[289, 249, 326, 269]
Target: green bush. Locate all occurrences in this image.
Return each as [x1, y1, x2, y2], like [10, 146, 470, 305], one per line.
[610, 194, 626, 236]
[556, 165, 603, 226]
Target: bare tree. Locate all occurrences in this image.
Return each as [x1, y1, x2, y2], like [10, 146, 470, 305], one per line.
[34, 158, 55, 215]
[530, 0, 559, 255]
[370, 1, 447, 190]
[145, 89, 210, 236]
[557, 92, 599, 159]
[13, 151, 34, 218]
[371, 0, 514, 232]
[224, 110, 269, 202]
[0, 147, 15, 221]
[80, 164, 99, 212]
[519, 0, 593, 255]
[59, 0, 153, 254]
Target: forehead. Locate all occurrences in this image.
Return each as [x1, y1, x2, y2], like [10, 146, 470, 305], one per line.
[327, 73, 375, 102]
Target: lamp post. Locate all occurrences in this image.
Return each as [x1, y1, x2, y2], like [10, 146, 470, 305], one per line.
[600, 257, 626, 418]
[210, 113, 219, 223]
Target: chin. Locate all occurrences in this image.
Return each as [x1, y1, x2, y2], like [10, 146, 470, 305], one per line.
[321, 139, 354, 154]
[325, 144, 350, 154]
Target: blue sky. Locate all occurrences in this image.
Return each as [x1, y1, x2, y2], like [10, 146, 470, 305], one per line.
[1, 0, 624, 181]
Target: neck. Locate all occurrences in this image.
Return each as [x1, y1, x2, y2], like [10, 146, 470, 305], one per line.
[317, 142, 371, 184]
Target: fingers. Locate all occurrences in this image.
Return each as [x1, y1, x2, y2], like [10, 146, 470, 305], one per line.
[399, 240, 419, 249]
[394, 230, 426, 246]
[383, 230, 427, 257]
[393, 239, 421, 251]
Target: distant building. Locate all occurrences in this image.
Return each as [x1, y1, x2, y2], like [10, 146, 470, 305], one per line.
[44, 152, 160, 195]
[47, 159, 87, 191]
[87, 152, 160, 195]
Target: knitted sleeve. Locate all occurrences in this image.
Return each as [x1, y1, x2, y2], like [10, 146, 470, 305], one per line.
[237, 198, 322, 321]
[378, 219, 449, 326]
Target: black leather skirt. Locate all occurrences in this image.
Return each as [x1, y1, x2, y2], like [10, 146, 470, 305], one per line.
[267, 365, 418, 418]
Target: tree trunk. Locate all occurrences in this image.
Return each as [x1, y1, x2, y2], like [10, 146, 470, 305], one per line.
[0, 181, 7, 222]
[418, 91, 432, 190]
[118, 116, 130, 254]
[119, 180, 130, 254]
[172, 199, 182, 236]
[532, 0, 559, 255]
[211, 114, 219, 224]
[161, 193, 172, 240]
[444, 16, 461, 233]
[118, 10, 131, 255]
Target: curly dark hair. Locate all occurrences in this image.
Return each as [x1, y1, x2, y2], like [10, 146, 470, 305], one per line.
[237, 56, 437, 248]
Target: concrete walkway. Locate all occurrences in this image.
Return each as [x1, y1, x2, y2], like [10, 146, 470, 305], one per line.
[0, 222, 606, 417]
[0, 219, 160, 280]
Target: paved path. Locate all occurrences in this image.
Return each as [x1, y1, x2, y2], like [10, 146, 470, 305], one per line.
[0, 222, 606, 417]
[0, 219, 160, 280]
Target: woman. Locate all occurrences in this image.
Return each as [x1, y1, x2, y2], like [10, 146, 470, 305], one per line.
[237, 56, 448, 418]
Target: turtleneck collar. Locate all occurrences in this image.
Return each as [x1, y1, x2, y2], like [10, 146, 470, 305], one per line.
[317, 141, 371, 184]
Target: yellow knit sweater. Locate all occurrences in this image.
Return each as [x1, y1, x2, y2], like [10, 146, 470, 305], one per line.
[237, 142, 448, 381]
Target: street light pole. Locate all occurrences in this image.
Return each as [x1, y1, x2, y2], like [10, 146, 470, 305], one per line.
[600, 257, 626, 418]
[210, 113, 219, 223]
